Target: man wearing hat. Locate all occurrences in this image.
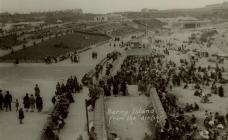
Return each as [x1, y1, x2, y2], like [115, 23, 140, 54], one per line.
[4, 91, 12, 111]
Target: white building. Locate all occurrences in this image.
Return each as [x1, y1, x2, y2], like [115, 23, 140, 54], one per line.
[170, 18, 211, 29]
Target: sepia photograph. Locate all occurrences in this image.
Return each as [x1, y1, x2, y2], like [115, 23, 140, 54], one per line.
[0, 0, 228, 140]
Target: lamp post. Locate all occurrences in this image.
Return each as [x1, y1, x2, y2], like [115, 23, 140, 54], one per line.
[85, 99, 90, 134]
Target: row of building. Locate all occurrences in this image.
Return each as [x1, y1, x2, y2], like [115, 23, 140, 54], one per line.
[93, 14, 129, 23]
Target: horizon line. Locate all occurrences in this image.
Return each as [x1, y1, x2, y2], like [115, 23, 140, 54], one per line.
[1, 0, 227, 15]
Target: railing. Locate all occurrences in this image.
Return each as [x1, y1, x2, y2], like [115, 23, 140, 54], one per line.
[148, 87, 167, 127]
[74, 30, 111, 38]
[94, 93, 108, 140]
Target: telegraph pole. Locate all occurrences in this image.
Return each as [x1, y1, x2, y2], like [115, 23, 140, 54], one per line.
[85, 99, 90, 134]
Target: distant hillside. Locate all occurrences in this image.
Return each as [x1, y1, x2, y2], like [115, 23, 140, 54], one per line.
[122, 5, 228, 20]
[1, 1, 228, 23]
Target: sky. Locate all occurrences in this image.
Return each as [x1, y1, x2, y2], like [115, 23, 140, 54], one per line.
[0, 0, 227, 14]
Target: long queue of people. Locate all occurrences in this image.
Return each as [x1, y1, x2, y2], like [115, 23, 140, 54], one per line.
[42, 75, 82, 140]
[81, 51, 121, 86]
[79, 51, 122, 140]
[82, 51, 122, 111]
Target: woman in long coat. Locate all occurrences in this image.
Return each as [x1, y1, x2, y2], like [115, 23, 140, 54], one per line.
[36, 95, 43, 112]
[23, 93, 30, 112]
[113, 81, 119, 96]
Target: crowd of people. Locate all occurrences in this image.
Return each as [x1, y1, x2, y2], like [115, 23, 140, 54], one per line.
[81, 51, 121, 86]
[0, 84, 43, 124]
[2, 27, 228, 140]
[44, 56, 58, 64]
[42, 75, 82, 140]
[1, 74, 84, 139]
[81, 42, 214, 139]
[107, 41, 228, 140]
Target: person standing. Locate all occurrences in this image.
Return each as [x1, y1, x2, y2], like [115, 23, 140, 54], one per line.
[51, 96, 56, 105]
[104, 85, 111, 96]
[66, 92, 74, 103]
[36, 95, 43, 112]
[34, 84, 40, 97]
[15, 99, 19, 111]
[29, 94, 35, 112]
[218, 85, 224, 97]
[74, 76, 80, 93]
[113, 80, 119, 96]
[23, 93, 30, 112]
[4, 91, 12, 111]
[18, 108, 24, 124]
[0, 90, 3, 110]
[120, 81, 127, 96]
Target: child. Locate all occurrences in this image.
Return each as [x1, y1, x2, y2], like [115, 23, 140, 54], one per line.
[29, 94, 35, 112]
[18, 108, 24, 124]
[15, 99, 19, 111]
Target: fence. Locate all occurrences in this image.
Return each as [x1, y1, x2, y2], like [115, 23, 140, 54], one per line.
[94, 94, 108, 140]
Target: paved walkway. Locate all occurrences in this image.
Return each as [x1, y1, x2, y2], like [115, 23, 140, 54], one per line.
[94, 96, 107, 140]
[93, 50, 128, 140]
[58, 43, 114, 140]
[53, 32, 136, 140]
[59, 88, 90, 140]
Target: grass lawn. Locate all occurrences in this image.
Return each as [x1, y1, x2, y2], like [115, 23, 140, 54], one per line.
[0, 32, 109, 61]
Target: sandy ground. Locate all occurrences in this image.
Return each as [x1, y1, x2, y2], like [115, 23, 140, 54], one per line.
[103, 26, 228, 139]
[154, 28, 228, 131]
